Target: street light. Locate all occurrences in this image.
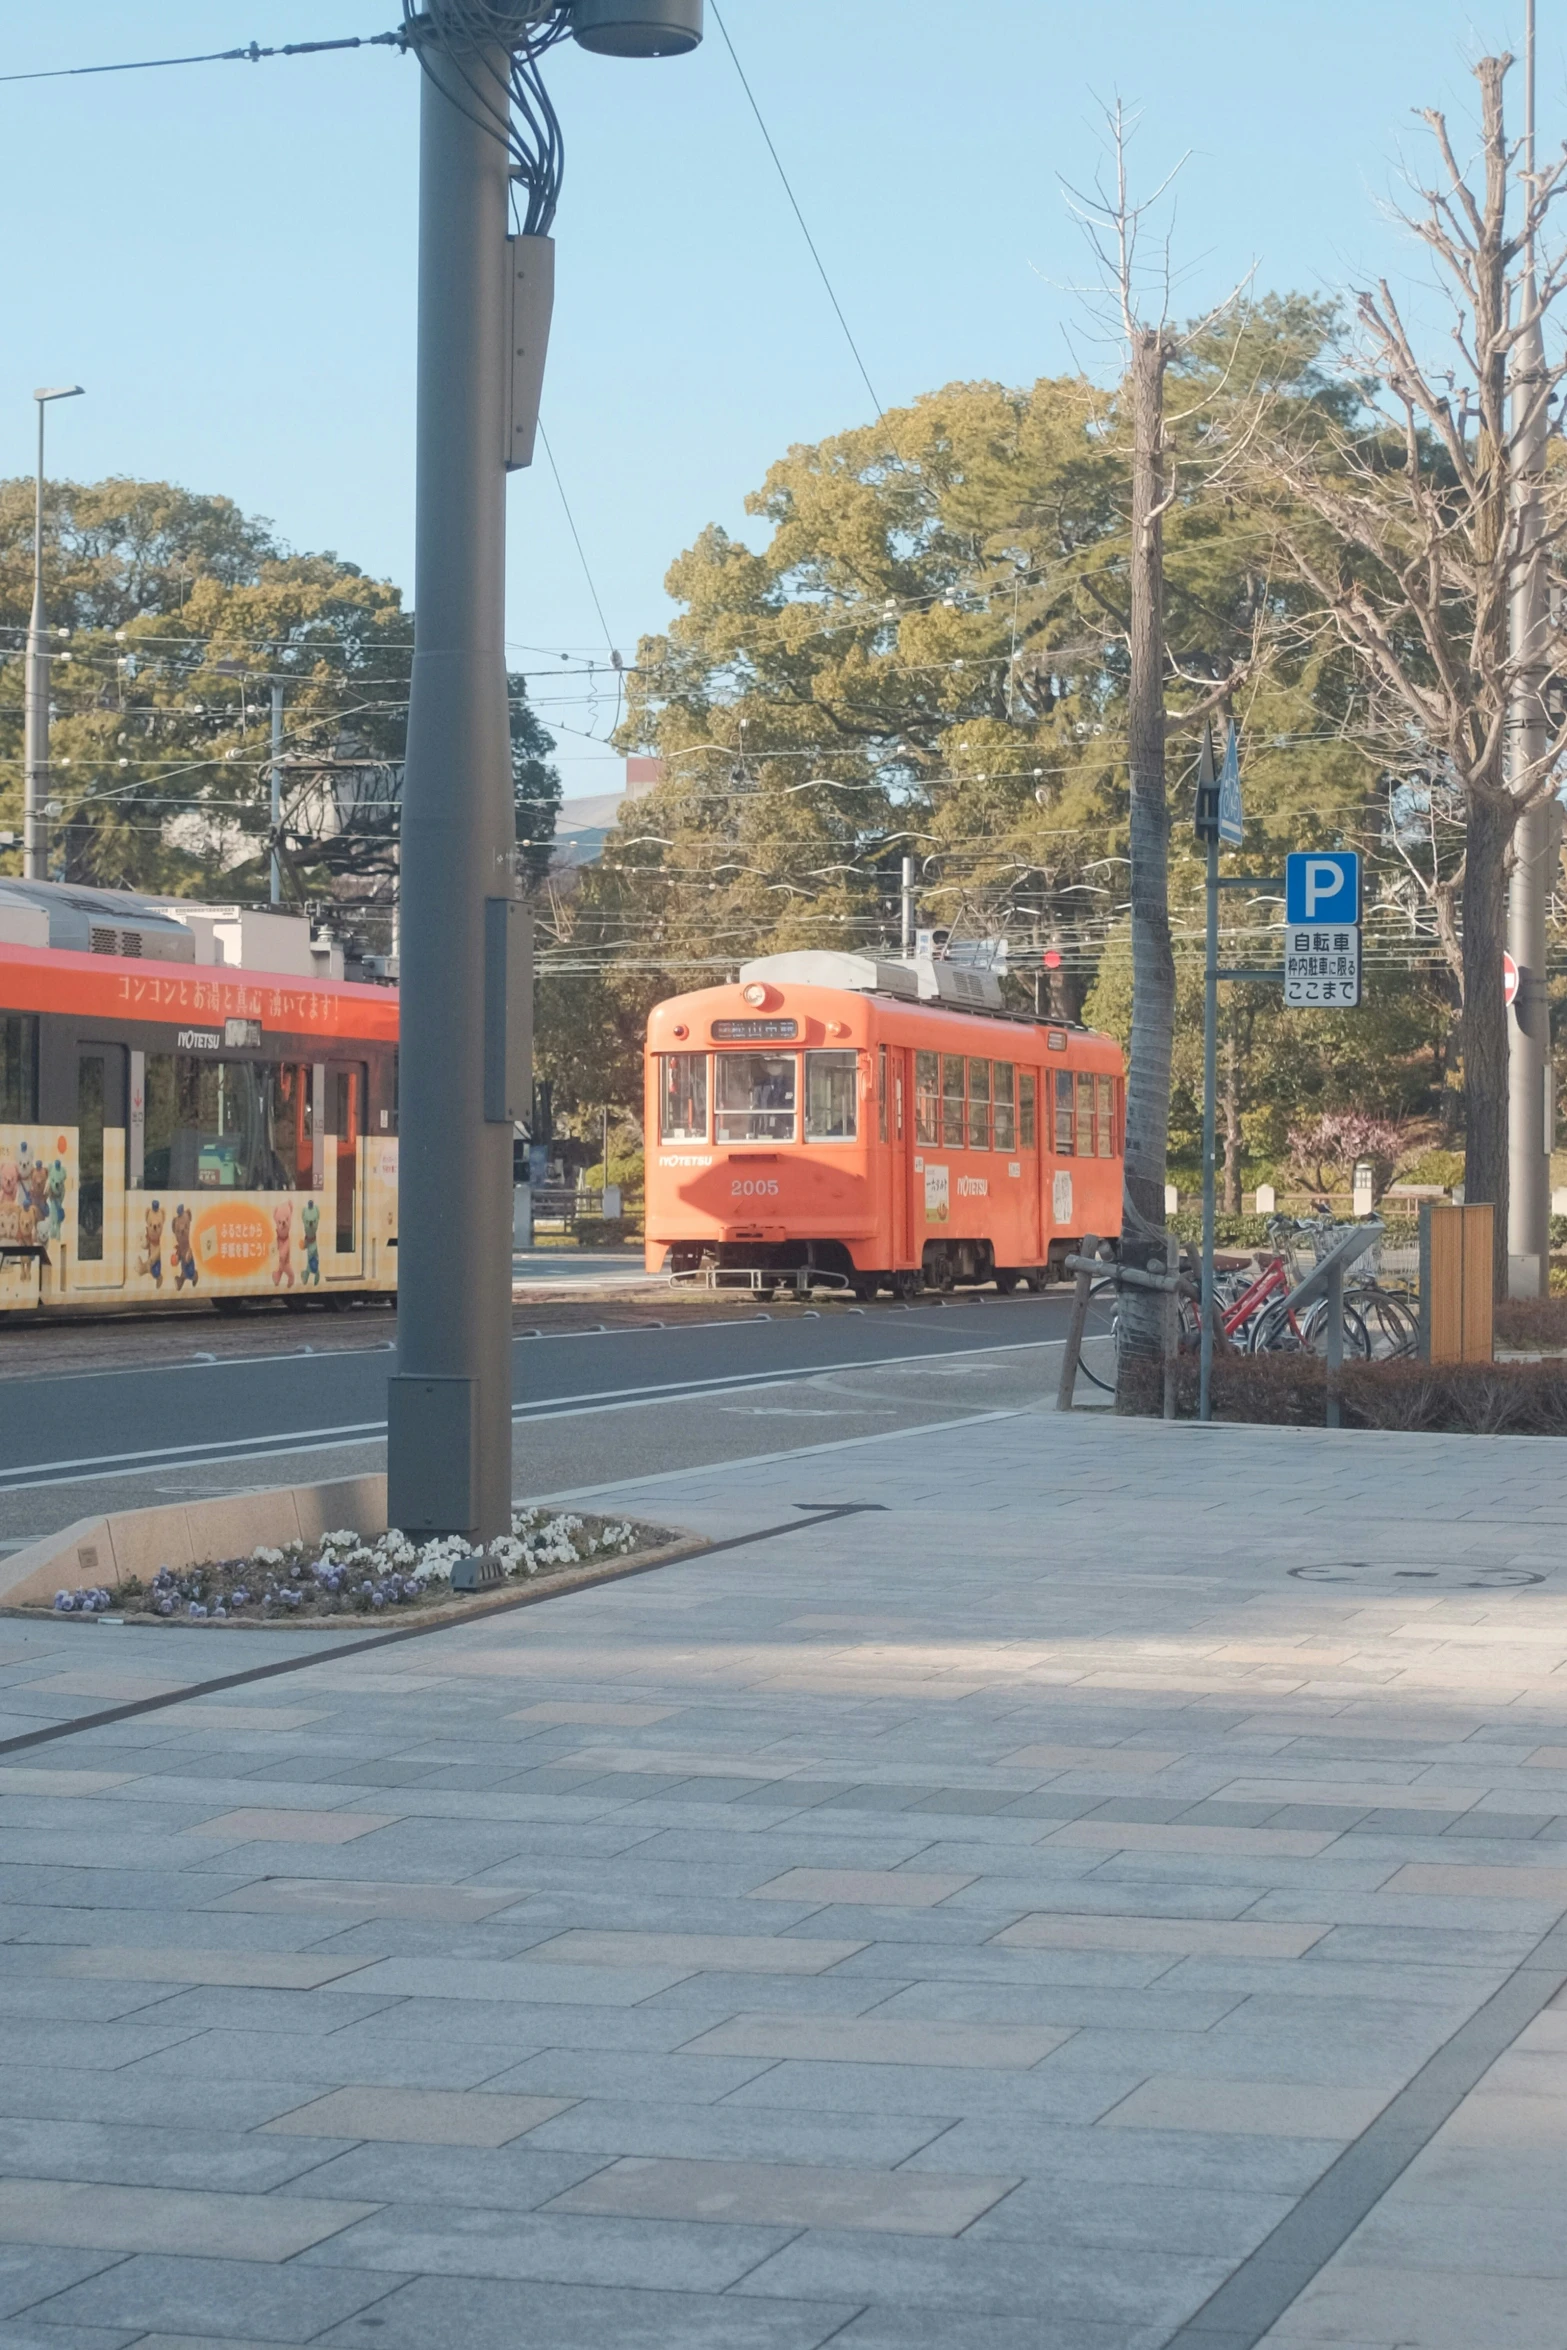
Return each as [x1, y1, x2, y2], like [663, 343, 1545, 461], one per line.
[387, 1, 701, 1544]
[23, 384, 84, 881]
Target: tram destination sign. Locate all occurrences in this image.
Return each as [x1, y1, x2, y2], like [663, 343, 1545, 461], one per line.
[1284, 924, 1361, 1009]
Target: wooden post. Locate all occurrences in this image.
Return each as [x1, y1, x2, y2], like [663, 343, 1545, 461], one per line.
[1056, 1236, 1102, 1412]
[1421, 1202, 1496, 1362]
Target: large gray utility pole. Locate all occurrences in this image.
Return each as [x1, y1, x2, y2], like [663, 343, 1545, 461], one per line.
[23, 384, 84, 881]
[387, 0, 701, 1544]
[1507, 0, 1552, 1298]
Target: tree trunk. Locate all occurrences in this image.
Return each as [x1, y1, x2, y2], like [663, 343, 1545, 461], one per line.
[1222, 1029, 1242, 1213]
[1115, 325, 1176, 1407]
[1463, 788, 1512, 1294]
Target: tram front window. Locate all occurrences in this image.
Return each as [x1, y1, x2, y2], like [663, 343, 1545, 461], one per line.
[805, 1049, 857, 1142]
[660, 1052, 708, 1142]
[715, 1052, 796, 1142]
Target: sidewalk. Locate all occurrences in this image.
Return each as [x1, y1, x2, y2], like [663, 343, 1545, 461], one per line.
[0, 1405, 1564, 2347]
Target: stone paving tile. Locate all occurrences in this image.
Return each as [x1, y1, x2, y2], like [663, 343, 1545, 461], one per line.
[748, 1868, 976, 1906]
[312, 2273, 855, 2350]
[992, 1912, 1328, 1957]
[680, 2013, 1067, 2068]
[209, 1877, 529, 1922]
[546, 2153, 1017, 2234]
[0, 2325, 141, 2350]
[1100, 2073, 1390, 2139]
[0, 2117, 351, 2195]
[28, 2256, 403, 2342]
[298, 2205, 796, 2289]
[280, 2139, 610, 2209]
[729, 2227, 1233, 2326]
[524, 2098, 950, 2167]
[1259, 2267, 1567, 2346]
[524, 1929, 867, 1974]
[182, 1809, 395, 1846]
[0, 2181, 374, 2261]
[0, 2248, 122, 2324]
[263, 2087, 574, 2145]
[51, 1947, 373, 1990]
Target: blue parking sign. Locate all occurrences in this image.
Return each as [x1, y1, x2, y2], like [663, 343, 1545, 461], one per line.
[1285, 851, 1359, 925]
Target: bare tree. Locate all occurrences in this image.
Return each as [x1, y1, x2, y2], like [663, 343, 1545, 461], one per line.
[1064, 109, 1251, 1401]
[1263, 54, 1567, 1291]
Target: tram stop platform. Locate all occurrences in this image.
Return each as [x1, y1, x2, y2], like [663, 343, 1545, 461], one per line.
[0, 1403, 1566, 2349]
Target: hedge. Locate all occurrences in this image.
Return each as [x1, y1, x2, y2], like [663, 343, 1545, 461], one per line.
[1122, 1350, 1567, 1434]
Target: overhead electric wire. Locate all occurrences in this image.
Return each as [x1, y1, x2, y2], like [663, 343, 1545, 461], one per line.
[537, 423, 617, 666]
[708, 1, 884, 420]
[0, 32, 403, 85]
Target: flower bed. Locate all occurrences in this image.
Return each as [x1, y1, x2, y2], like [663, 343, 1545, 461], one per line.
[52, 1507, 670, 1622]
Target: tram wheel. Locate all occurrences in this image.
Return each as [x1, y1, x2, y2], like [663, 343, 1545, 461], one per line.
[1023, 1269, 1048, 1294]
[994, 1270, 1020, 1295]
[892, 1270, 922, 1300]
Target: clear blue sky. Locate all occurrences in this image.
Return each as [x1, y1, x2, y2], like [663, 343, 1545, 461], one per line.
[0, 2, 1553, 792]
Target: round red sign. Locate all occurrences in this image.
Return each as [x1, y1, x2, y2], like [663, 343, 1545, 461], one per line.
[1504, 951, 1520, 1007]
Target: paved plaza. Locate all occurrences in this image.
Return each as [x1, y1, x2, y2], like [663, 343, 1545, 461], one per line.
[0, 1406, 1565, 2348]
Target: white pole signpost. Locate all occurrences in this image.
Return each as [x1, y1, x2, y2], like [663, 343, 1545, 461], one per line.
[1194, 804, 1365, 1424]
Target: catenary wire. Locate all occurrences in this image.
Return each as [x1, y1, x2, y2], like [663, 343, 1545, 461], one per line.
[708, 1, 884, 419]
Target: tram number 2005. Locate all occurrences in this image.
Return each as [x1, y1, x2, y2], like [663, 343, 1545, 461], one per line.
[732, 1178, 781, 1198]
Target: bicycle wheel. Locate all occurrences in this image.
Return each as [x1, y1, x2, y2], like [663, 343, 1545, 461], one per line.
[1251, 1295, 1371, 1359]
[1075, 1276, 1119, 1391]
[1346, 1286, 1418, 1359]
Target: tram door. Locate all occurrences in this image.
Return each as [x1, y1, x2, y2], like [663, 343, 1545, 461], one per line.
[889, 1047, 909, 1268]
[72, 1045, 128, 1292]
[326, 1062, 366, 1277]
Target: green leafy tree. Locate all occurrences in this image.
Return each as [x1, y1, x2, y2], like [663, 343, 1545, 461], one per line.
[0, 476, 558, 907]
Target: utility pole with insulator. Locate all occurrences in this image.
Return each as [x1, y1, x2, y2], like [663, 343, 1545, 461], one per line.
[1507, 0, 1553, 1298]
[388, 0, 701, 1544]
[23, 384, 84, 881]
[269, 682, 285, 906]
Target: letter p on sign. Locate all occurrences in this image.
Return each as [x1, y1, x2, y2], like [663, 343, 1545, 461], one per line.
[1285, 850, 1359, 926]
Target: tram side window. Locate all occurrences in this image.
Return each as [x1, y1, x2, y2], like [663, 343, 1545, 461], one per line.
[140, 1056, 317, 1190]
[805, 1050, 857, 1142]
[715, 1052, 795, 1143]
[1018, 1070, 1037, 1148]
[914, 1051, 938, 1145]
[1096, 1073, 1116, 1157]
[0, 1015, 38, 1120]
[941, 1055, 965, 1149]
[967, 1059, 991, 1150]
[1054, 1069, 1075, 1155]
[1077, 1073, 1095, 1153]
[660, 1052, 708, 1143]
[992, 1061, 1015, 1152]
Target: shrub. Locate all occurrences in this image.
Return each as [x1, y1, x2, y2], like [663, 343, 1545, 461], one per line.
[1404, 1147, 1465, 1188]
[1121, 1350, 1567, 1434]
[1496, 1295, 1567, 1350]
[574, 1215, 640, 1248]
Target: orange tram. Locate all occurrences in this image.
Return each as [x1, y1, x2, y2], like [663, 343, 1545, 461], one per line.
[643, 951, 1125, 1298]
[0, 881, 398, 1317]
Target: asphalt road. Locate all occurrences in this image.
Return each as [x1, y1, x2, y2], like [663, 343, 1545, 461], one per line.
[0, 1292, 1112, 1549]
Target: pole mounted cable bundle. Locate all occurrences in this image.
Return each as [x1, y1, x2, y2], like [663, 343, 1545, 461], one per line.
[401, 3, 572, 234]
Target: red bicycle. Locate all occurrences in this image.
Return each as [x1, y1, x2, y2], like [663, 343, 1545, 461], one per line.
[1179, 1218, 1372, 1358]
